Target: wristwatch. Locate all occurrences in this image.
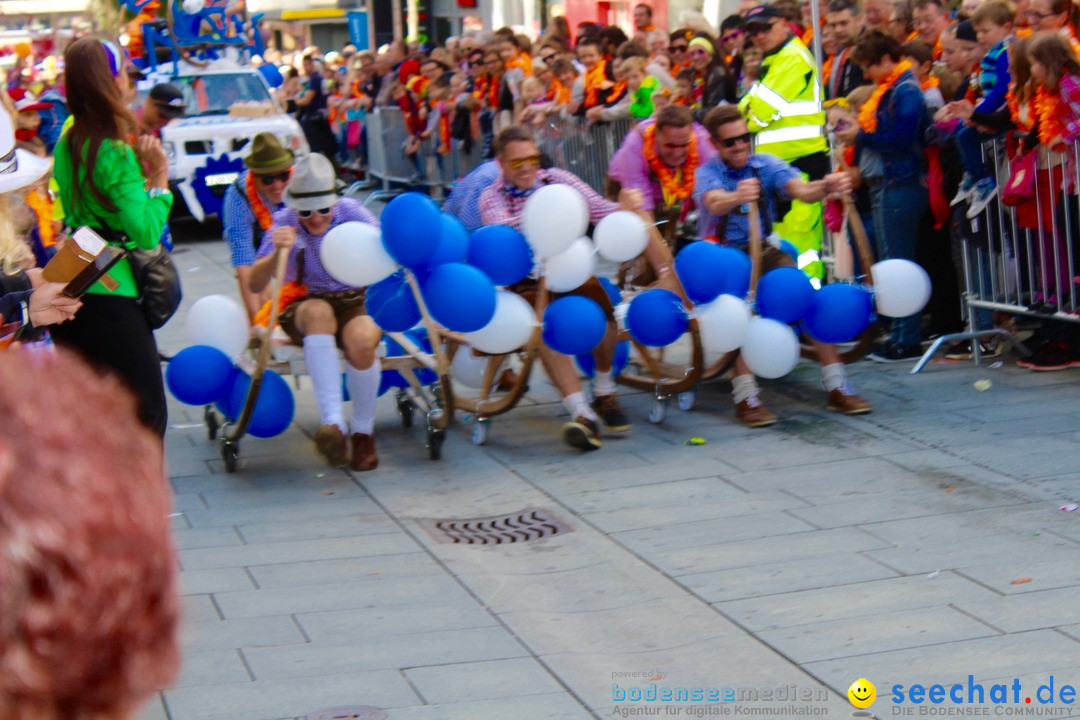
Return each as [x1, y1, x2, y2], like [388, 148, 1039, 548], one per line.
[148, 187, 172, 199]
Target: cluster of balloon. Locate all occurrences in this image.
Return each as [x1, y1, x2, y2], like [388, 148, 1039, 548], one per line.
[378, 329, 439, 396]
[167, 295, 294, 438]
[622, 237, 931, 382]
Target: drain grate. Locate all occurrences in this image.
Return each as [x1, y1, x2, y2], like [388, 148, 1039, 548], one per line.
[305, 707, 387, 720]
[417, 507, 573, 545]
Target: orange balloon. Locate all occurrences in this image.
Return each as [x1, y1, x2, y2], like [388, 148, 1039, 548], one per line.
[14, 43, 30, 59]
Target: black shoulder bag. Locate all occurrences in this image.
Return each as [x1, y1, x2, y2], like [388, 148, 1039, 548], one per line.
[86, 205, 182, 330]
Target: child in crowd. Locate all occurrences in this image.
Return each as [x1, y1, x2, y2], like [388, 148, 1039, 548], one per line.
[517, 76, 551, 126]
[902, 40, 946, 110]
[825, 85, 877, 276]
[622, 57, 659, 119]
[673, 67, 695, 107]
[549, 58, 578, 112]
[737, 42, 763, 99]
[942, 0, 1015, 218]
[937, 21, 982, 101]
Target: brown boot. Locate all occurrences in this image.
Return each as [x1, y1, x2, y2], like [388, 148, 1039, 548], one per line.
[826, 386, 873, 414]
[314, 424, 348, 467]
[734, 394, 777, 428]
[350, 432, 379, 471]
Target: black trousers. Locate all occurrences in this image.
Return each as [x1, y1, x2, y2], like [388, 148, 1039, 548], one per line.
[50, 294, 167, 437]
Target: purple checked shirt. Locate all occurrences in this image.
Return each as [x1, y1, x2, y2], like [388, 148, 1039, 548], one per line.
[256, 197, 380, 293]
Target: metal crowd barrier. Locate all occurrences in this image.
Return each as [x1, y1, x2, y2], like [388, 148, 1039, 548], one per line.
[914, 137, 1080, 372]
[360, 106, 636, 203]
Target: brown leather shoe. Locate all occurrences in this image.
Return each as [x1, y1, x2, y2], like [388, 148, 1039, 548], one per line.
[734, 395, 777, 427]
[826, 386, 873, 414]
[350, 432, 379, 471]
[591, 393, 631, 433]
[314, 424, 348, 467]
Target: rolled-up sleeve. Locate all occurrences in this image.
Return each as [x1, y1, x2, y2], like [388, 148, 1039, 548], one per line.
[99, 140, 172, 250]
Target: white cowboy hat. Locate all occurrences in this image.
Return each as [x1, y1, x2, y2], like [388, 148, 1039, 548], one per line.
[0, 109, 51, 195]
[284, 154, 339, 212]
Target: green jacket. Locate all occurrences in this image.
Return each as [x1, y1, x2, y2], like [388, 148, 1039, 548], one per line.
[53, 134, 172, 297]
[738, 35, 827, 162]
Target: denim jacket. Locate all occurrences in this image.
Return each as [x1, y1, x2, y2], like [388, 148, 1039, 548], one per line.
[856, 70, 927, 186]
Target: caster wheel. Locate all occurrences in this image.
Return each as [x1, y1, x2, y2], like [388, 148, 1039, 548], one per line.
[396, 391, 414, 428]
[204, 405, 219, 440]
[427, 428, 445, 460]
[648, 397, 668, 424]
[678, 390, 697, 412]
[220, 438, 239, 473]
[472, 418, 490, 446]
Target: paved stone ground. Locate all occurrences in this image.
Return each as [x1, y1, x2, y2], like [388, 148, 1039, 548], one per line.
[145, 218, 1080, 720]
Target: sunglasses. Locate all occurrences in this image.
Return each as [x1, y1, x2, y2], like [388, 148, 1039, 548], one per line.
[745, 22, 776, 37]
[297, 207, 333, 218]
[718, 132, 752, 148]
[258, 171, 290, 185]
[671, 44, 689, 52]
[721, 31, 744, 43]
[540, 53, 557, 63]
[508, 154, 541, 169]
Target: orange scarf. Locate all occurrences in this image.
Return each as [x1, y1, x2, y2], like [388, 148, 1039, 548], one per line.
[642, 123, 700, 204]
[1007, 84, 1033, 131]
[438, 101, 451, 153]
[548, 77, 572, 104]
[1034, 83, 1067, 148]
[858, 60, 913, 133]
[584, 60, 610, 108]
[25, 187, 54, 247]
[507, 52, 532, 77]
[822, 54, 835, 84]
[246, 170, 275, 232]
[253, 282, 308, 328]
[920, 76, 939, 91]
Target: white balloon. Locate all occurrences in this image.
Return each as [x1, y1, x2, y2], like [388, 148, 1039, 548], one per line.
[185, 294, 249, 359]
[521, 184, 589, 259]
[740, 317, 800, 379]
[182, 0, 205, 13]
[870, 259, 932, 318]
[594, 210, 649, 262]
[319, 221, 398, 288]
[696, 294, 752, 355]
[465, 291, 537, 354]
[544, 237, 596, 293]
[450, 345, 501, 389]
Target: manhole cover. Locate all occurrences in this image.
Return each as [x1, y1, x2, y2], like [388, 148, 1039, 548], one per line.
[305, 707, 386, 720]
[417, 507, 573, 544]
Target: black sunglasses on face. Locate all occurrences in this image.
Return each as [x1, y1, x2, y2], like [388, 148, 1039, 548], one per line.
[258, 171, 290, 185]
[745, 22, 775, 37]
[718, 132, 752, 148]
[671, 44, 688, 52]
[297, 207, 333, 218]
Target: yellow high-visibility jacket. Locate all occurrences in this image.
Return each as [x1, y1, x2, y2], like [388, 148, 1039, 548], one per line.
[738, 35, 826, 162]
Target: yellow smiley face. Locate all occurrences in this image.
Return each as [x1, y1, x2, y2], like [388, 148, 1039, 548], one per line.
[848, 678, 876, 708]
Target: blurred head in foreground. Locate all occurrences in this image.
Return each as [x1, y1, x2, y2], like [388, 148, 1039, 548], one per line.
[0, 349, 179, 720]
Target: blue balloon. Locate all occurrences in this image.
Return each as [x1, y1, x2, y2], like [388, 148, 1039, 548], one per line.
[715, 246, 753, 298]
[427, 214, 470, 266]
[674, 242, 727, 305]
[367, 271, 421, 332]
[467, 224, 534, 286]
[575, 340, 631, 378]
[780, 239, 800, 263]
[804, 283, 874, 343]
[757, 266, 815, 325]
[166, 345, 236, 406]
[381, 192, 442, 268]
[627, 289, 688, 347]
[421, 263, 497, 332]
[228, 369, 295, 438]
[597, 276, 623, 307]
[543, 296, 608, 355]
[257, 63, 284, 88]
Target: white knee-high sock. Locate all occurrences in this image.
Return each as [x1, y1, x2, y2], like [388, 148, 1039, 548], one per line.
[303, 334, 345, 432]
[346, 358, 380, 435]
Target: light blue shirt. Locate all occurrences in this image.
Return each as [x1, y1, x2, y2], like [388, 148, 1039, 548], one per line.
[222, 170, 286, 268]
[693, 154, 801, 245]
[444, 160, 500, 232]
